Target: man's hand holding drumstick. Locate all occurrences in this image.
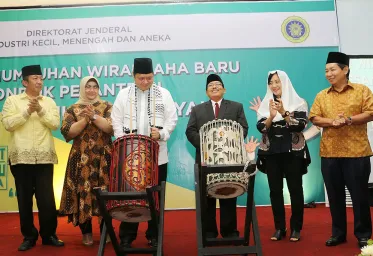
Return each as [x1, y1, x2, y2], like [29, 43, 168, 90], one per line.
[150, 127, 161, 140]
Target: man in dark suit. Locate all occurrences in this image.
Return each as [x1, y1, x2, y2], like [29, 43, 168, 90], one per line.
[185, 74, 248, 238]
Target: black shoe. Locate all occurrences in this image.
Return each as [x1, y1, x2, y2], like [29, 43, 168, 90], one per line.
[304, 201, 316, 208]
[271, 229, 287, 241]
[120, 239, 132, 248]
[358, 238, 369, 248]
[221, 231, 239, 238]
[325, 236, 346, 246]
[42, 236, 64, 247]
[289, 230, 301, 242]
[205, 232, 218, 239]
[18, 240, 36, 251]
[148, 238, 158, 247]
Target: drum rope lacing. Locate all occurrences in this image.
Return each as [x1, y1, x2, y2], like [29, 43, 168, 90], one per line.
[242, 160, 258, 177]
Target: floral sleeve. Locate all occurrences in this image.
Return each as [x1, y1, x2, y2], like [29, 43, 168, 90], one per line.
[287, 101, 308, 133]
[104, 102, 114, 136]
[256, 117, 268, 133]
[60, 105, 76, 142]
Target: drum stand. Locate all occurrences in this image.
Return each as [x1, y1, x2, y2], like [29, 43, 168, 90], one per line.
[94, 181, 166, 256]
[194, 163, 263, 256]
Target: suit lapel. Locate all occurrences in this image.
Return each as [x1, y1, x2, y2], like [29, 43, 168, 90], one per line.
[217, 99, 227, 119]
[205, 101, 215, 121]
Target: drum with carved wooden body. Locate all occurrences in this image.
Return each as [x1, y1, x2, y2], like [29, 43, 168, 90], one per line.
[107, 134, 159, 222]
[199, 119, 249, 199]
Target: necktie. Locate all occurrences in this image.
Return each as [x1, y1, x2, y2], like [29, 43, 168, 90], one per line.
[215, 102, 220, 119]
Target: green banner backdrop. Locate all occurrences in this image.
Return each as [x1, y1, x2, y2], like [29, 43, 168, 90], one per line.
[0, 0, 339, 211]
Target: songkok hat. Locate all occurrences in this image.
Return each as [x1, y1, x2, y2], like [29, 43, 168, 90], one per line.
[206, 74, 224, 90]
[133, 58, 153, 75]
[22, 65, 42, 79]
[326, 52, 349, 66]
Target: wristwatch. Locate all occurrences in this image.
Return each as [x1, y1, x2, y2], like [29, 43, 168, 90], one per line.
[347, 116, 352, 125]
[92, 114, 97, 121]
[282, 111, 290, 118]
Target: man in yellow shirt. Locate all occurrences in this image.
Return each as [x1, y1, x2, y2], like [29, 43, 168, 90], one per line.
[310, 52, 373, 248]
[1, 65, 64, 251]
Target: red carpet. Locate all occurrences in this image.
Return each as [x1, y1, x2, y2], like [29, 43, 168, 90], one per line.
[0, 205, 369, 256]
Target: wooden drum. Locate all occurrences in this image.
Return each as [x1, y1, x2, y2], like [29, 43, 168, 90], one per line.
[107, 134, 159, 222]
[199, 119, 249, 199]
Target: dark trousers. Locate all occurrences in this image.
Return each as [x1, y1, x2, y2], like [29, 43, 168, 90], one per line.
[79, 219, 104, 235]
[119, 163, 167, 242]
[322, 157, 372, 239]
[10, 164, 57, 241]
[266, 153, 304, 231]
[205, 196, 238, 237]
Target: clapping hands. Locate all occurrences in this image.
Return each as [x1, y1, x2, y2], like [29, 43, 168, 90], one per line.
[78, 105, 95, 122]
[332, 113, 347, 128]
[27, 98, 42, 114]
[272, 98, 285, 115]
[269, 99, 278, 118]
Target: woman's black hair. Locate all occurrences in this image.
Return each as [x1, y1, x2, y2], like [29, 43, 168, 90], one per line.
[268, 72, 278, 85]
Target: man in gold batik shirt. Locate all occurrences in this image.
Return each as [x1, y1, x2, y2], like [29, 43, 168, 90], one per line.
[1, 65, 64, 251]
[310, 52, 373, 249]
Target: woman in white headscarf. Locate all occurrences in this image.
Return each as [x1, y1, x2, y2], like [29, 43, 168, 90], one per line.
[256, 70, 311, 242]
[59, 76, 113, 246]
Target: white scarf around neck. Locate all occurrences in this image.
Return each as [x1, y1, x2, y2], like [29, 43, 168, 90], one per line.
[123, 83, 164, 134]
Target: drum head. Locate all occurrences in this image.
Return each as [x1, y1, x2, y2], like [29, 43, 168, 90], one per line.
[207, 182, 247, 199]
[109, 206, 151, 223]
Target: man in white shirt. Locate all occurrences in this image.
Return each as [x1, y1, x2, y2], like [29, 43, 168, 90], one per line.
[185, 74, 248, 239]
[111, 58, 178, 248]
